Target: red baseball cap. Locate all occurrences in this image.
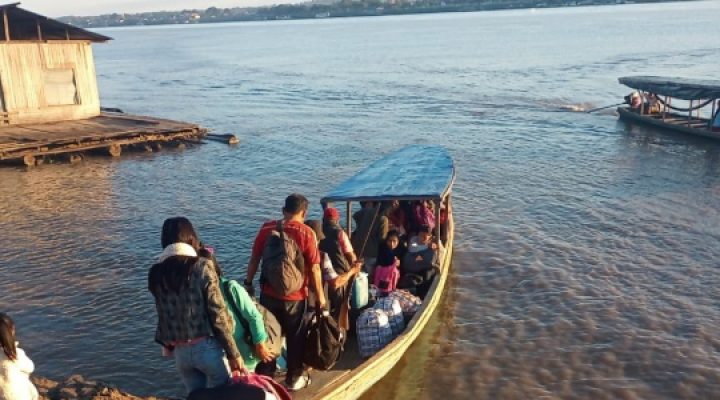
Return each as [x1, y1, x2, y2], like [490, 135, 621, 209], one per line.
[323, 207, 340, 221]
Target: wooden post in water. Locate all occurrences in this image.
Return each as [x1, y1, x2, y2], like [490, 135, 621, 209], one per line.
[23, 154, 35, 167]
[138, 144, 153, 152]
[3, 9, 10, 41]
[108, 144, 122, 157]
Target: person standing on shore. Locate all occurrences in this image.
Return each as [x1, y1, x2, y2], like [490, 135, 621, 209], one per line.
[0, 313, 39, 400]
[148, 217, 244, 394]
[244, 194, 326, 391]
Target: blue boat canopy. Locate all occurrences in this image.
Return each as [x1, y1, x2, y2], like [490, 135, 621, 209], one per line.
[619, 76, 720, 100]
[321, 145, 455, 203]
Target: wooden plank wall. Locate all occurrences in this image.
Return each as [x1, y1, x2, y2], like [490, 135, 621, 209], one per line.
[0, 41, 101, 125]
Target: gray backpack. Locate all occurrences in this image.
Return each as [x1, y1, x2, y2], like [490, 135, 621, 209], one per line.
[260, 221, 305, 296]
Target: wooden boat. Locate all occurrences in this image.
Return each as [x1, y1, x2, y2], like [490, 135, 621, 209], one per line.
[617, 76, 720, 140]
[294, 144, 456, 400]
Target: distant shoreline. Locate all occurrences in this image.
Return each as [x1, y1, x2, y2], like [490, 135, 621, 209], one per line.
[59, 0, 698, 29]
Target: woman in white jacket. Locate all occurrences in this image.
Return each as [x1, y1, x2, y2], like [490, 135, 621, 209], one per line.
[0, 313, 38, 400]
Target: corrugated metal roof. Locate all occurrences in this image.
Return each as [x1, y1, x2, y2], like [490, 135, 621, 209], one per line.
[0, 3, 111, 42]
[321, 145, 455, 203]
[619, 76, 720, 100]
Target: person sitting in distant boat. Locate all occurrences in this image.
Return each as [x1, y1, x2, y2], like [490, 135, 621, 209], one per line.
[628, 91, 643, 112]
[644, 93, 661, 114]
[713, 100, 720, 132]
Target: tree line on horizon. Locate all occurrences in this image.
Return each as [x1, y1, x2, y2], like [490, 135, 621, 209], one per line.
[58, 0, 694, 28]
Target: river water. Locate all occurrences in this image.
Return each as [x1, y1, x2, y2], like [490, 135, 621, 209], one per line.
[1, 1, 720, 398]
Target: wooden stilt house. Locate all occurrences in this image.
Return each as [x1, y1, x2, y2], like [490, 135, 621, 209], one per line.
[0, 2, 111, 125]
[0, 3, 215, 167]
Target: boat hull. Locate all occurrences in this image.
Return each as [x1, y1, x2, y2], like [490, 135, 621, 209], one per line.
[294, 216, 455, 400]
[617, 107, 720, 140]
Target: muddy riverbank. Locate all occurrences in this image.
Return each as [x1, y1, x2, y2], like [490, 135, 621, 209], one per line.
[32, 375, 172, 400]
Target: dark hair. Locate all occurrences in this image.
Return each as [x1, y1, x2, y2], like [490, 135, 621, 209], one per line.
[386, 230, 400, 242]
[161, 217, 200, 250]
[305, 220, 325, 241]
[150, 217, 202, 295]
[198, 247, 223, 278]
[283, 193, 309, 215]
[0, 313, 17, 361]
[360, 201, 375, 208]
[418, 224, 432, 234]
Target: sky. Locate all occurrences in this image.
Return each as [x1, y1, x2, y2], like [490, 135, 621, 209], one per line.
[21, 1, 305, 17]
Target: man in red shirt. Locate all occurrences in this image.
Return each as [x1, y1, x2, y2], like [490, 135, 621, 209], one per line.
[245, 193, 325, 391]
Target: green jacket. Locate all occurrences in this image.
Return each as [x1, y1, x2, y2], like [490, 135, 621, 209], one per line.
[219, 277, 268, 371]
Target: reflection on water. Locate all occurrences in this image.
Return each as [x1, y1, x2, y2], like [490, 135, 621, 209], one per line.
[1, 1, 720, 398]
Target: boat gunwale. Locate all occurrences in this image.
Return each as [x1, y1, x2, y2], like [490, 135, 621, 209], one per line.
[617, 106, 720, 139]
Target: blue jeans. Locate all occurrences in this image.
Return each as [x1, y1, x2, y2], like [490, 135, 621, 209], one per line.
[173, 337, 230, 393]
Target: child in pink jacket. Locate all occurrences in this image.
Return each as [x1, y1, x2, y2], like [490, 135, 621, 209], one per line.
[373, 231, 401, 295]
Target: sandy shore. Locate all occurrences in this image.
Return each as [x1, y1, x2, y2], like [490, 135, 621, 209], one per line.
[32, 375, 174, 400]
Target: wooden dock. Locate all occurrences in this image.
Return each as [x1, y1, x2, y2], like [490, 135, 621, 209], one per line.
[0, 112, 208, 166]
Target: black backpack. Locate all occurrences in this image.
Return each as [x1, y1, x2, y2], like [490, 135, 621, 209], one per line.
[304, 310, 344, 370]
[401, 247, 438, 275]
[222, 280, 283, 357]
[260, 221, 305, 296]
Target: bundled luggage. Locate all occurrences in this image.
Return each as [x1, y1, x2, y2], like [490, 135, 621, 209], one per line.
[356, 308, 394, 358]
[389, 290, 421, 321]
[373, 296, 405, 336]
